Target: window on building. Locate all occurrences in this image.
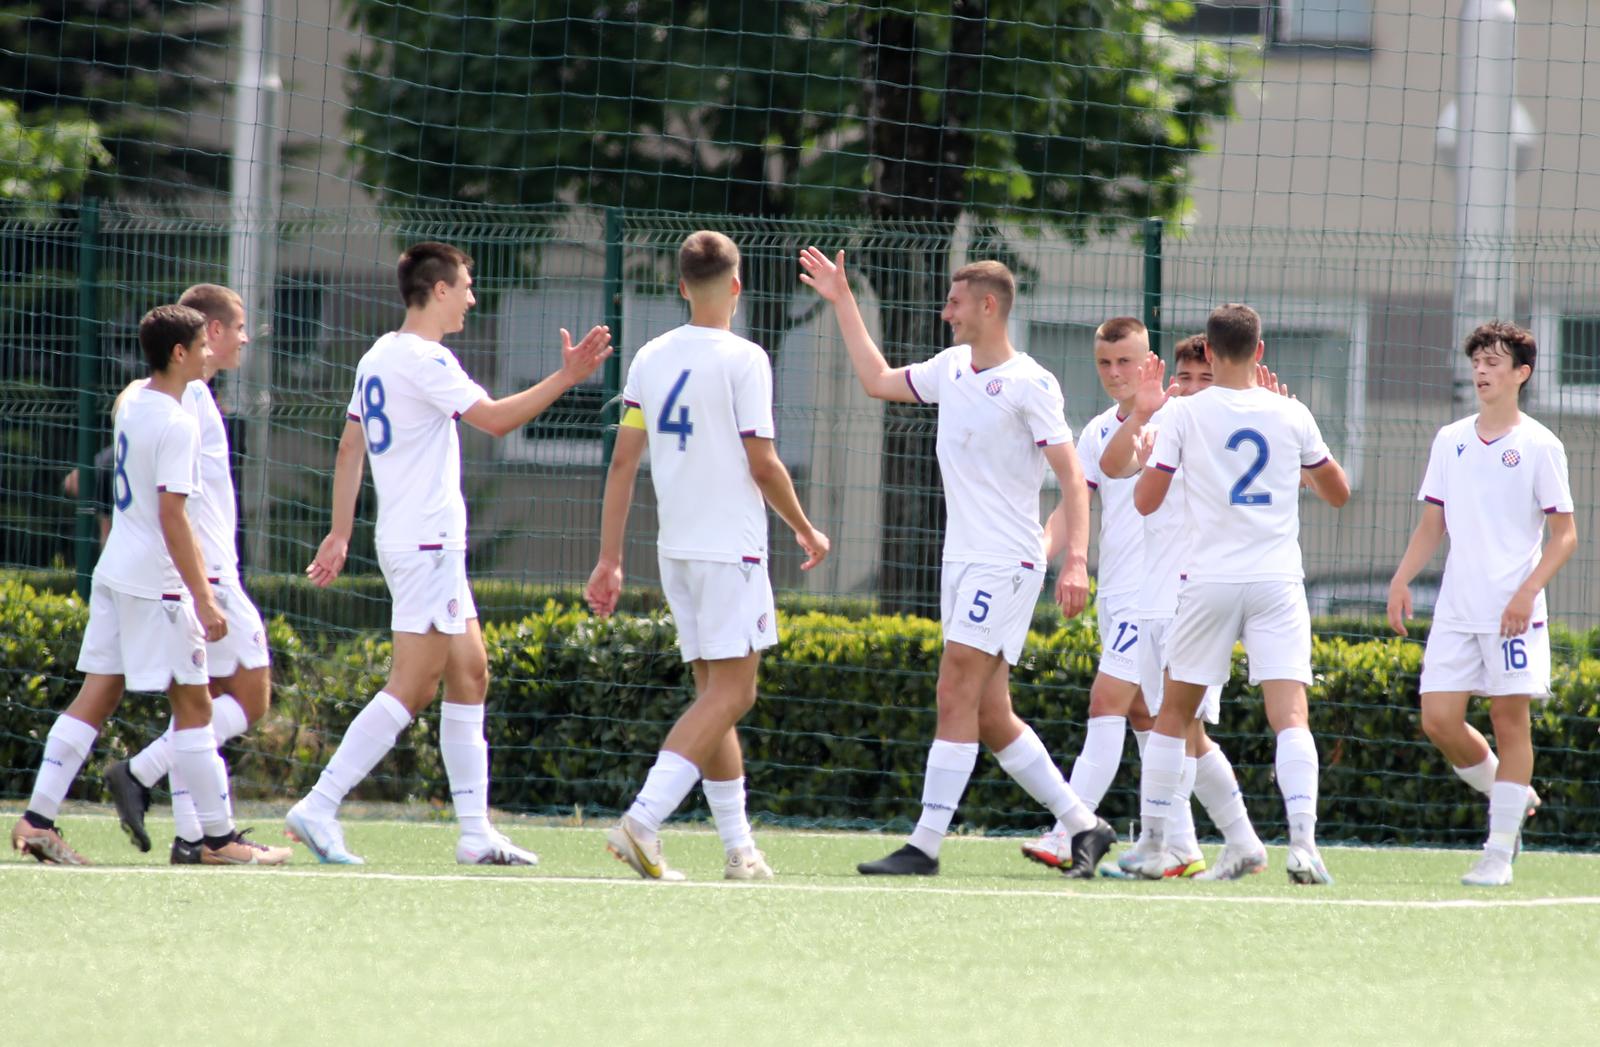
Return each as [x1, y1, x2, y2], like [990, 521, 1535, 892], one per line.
[1275, 0, 1373, 47]
[1558, 315, 1600, 387]
[1168, 1, 1267, 38]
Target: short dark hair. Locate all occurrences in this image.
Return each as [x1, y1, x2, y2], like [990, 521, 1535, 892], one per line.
[1096, 316, 1146, 343]
[1205, 303, 1262, 362]
[178, 283, 243, 325]
[1464, 320, 1536, 374]
[678, 230, 740, 287]
[952, 260, 1016, 317]
[1173, 333, 1208, 365]
[398, 242, 473, 308]
[139, 304, 206, 372]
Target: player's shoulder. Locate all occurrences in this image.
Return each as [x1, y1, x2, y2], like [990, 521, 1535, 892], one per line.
[1516, 413, 1564, 449]
[1081, 402, 1121, 444]
[1431, 414, 1477, 448]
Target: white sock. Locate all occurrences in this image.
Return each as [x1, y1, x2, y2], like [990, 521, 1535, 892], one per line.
[626, 749, 702, 837]
[440, 702, 490, 841]
[1067, 716, 1126, 812]
[1488, 780, 1529, 854]
[996, 726, 1094, 835]
[171, 726, 232, 838]
[1454, 754, 1499, 797]
[1132, 729, 1151, 757]
[702, 777, 754, 854]
[169, 760, 201, 842]
[1138, 733, 1185, 850]
[1192, 747, 1258, 848]
[907, 740, 978, 859]
[130, 696, 249, 792]
[307, 691, 413, 816]
[1276, 726, 1320, 847]
[1168, 756, 1199, 856]
[27, 715, 98, 821]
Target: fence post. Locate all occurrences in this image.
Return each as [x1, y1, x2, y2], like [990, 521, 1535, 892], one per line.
[74, 198, 102, 601]
[601, 206, 625, 464]
[1143, 217, 1163, 359]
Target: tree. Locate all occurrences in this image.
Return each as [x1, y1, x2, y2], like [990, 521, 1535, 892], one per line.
[341, 0, 1237, 612]
[0, 100, 109, 217]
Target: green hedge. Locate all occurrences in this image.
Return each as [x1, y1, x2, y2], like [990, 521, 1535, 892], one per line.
[3, 577, 1597, 847]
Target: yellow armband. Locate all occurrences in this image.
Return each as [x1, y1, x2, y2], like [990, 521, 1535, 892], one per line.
[620, 406, 646, 430]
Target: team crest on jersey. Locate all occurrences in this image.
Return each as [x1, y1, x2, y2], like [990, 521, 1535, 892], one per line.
[757, 612, 769, 633]
[191, 649, 205, 668]
[252, 630, 266, 651]
[1456, 443, 1466, 457]
[1501, 449, 1521, 468]
[985, 378, 1004, 396]
[447, 598, 459, 618]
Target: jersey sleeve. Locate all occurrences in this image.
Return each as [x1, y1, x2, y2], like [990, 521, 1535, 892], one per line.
[1149, 399, 1185, 474]
[902, 346, 953, 405]
[621, 358, 642, 411]
[412, 348, 489, 419]
[1075, 417, 1104, 488]
[1298, 402, 1333, 467]
[346, 375, 363, 422]
[734, 347, 777, 439]
[154, 414, 201, 496]
[1022, 370, 1073, 448]
[1418, 429, 1448, 506]
[1534, 436, 1575, 515]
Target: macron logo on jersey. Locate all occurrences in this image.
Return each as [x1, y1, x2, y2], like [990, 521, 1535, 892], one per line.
[432, 355, 448, 367]
[1456, 442, 1466, 457]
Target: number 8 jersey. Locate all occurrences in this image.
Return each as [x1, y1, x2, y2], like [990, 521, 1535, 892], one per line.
[1150, 385, 1332, 583]
[346, 331, 488, 552]
[622, 324, 775, 564]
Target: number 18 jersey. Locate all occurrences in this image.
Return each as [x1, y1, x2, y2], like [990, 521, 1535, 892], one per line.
[1149, 385, 1331, 583]
[346, 331, 488, 553]
[622, 324, 774, 564]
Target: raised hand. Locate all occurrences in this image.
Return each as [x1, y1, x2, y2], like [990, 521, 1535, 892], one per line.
[559, 325, 614, 384]
[798, 247, 851, 303]
[1257, 363, 1293, 398]
[1131, 352, 1171, 419]
[306, 532, 349, 588]
[1133, 428, 1157, 468]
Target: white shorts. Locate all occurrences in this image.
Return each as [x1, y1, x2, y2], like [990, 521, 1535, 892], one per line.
[1166, 579, 1312, 687]
[378, 547, 477, 635]
[1094, 589, 1142, 685]
[76, 582, 210, 692]
[1139, 617, 1221, 724]
[1420, 623, 1552, 699]
[940, 560, 1045, 666]
[659, 556, 778, 662]
[206, 579, 271, 677]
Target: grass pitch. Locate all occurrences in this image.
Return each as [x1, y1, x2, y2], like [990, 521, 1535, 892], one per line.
[4, 809, 1596, 1046]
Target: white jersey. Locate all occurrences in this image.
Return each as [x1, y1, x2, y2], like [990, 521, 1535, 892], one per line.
[622, 324, 774, 564]
[1149, 385, 1331, 583]
[1420, 414, 1573, 632]
[182, 381, 238, 583]
[93, 385, 202, 599]
[1077, 403, 1143, 598]
[1136, 403, 1192, 620]
[346, 332, 488, 553]
[904, 346, 1073, 566]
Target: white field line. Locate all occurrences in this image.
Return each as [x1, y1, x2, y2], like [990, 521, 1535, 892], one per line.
[2, 862, 1598, 910]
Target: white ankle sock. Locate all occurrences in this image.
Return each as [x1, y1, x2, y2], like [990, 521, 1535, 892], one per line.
[1453, 754, 1499, 796]
[702, 777, 754, 854]
[1168, 756, 1199, 855]
[1067, 716, 1126, 812]
[307, 691, 413, 816]
[907, 740, 978, 859]
[1192, 746, 1258, 848]
[996, 726, 1093, 835]
[27, 715, 98, 821]
[171, 726, 232, 838]
[440, 702, 490, 841]
[626, 749, 702, 836]
[1488, 780, 1529, 854]
[1138, 733, 1185, 849]
[1276, 727, 1320, 846]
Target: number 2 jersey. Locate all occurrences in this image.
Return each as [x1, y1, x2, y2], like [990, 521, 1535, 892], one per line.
[622, 324, 775, 564]
[1149, 385, 1332, 584]
[346, 331, 488, 553]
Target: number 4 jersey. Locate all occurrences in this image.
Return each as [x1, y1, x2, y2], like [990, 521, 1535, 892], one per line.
[1150, 385, 1332, 584]
[347, 331, 488, 553]
[622, 324, 775, 564]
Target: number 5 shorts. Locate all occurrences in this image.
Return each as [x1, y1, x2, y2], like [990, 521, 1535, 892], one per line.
[1419, 623, 1552, 699]
[76, 581, 210, 691]
[940, 560, 1046, 666]
[378, 547, 477, 636]
[658, 556, 778, 663]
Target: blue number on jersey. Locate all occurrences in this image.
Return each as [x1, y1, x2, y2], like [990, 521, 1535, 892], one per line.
[657, 369, 694, 451]
[1111, 620, 1138, 653]
[1502, 637, 1528, 671]
[361, 375, 393, 454]
[112, 431, 133, 511]
[1226, 428, 1272, 506]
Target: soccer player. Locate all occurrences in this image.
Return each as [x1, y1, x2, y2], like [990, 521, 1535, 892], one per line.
[290, 241, 612, 865]
[105, 284, 277, 864]
[1019, 317, 1156, 873]
[1099, 335, 1267, 880]
[10, 305, 289, 866]
[1387, 321, 1574, 887]
[799, 246, 1114, 878]
[1130, 303, 1350, 885]
[585, 230, 829, 882]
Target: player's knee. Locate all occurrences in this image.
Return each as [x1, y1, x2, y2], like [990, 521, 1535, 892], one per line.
[1087, 677, 1134, 718]
[1418, 702, 1460, 744]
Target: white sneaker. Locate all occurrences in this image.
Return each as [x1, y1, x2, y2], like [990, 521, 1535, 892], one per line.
[724, 847, 774, 880]
[457, 830, 539, 866]
[1114, 837, 1158, 876]
[1286, 843, 1334, 885]
[1194, 842, 1268, 881]
[1461, 849, 1513, 887]
[1019, 829, 1072, 871]
[605, 816, 686, 882]
[285, 800, 364, 865]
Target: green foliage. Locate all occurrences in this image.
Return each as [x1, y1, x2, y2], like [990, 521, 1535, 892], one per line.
[0, 100, 109, 217]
